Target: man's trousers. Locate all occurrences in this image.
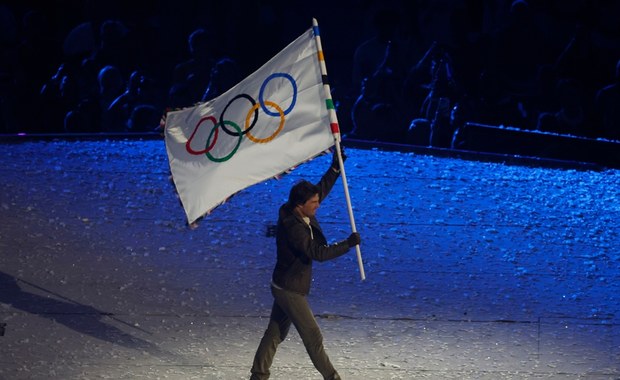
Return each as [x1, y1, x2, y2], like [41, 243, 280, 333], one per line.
[250, 284, 340, 380]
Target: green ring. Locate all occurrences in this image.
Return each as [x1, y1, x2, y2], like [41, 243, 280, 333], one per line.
[206, 120, 243, 162]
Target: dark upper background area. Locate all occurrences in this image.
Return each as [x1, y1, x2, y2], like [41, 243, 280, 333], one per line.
[1, 0, 619, 151]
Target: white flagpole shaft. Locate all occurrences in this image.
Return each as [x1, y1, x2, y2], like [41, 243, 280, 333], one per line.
[312, 18, 366, 280]
[334, 140, 366, 280]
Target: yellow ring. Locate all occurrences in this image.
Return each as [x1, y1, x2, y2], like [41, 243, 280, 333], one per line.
[245, 100, 285, 143]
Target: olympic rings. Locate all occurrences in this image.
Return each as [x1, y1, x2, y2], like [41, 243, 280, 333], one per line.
[184, 72, 298, 162]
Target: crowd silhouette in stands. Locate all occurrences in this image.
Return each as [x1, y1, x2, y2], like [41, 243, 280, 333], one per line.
[1, 0, 619, 147]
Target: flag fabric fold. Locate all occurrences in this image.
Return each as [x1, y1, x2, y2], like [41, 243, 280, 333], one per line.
[164, 27, 335, 224]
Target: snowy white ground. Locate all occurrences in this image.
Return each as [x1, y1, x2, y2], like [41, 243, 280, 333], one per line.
[0, 139, 619, 380]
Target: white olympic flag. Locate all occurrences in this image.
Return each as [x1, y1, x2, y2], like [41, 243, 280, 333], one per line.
[164, 27, 335, 224]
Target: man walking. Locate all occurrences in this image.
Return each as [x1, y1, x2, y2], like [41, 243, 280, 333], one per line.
[250, 150, 361, 380]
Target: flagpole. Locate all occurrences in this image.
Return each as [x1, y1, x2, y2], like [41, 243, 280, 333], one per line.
[312, 18, 366, 281]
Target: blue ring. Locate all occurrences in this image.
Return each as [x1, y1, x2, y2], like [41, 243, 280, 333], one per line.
[258, 73, 297, 116]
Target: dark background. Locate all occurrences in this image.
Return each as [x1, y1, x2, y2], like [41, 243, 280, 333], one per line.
[1, 0, 619, 150]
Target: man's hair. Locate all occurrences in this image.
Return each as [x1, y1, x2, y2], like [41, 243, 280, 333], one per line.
[288, 180, 319, 206]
